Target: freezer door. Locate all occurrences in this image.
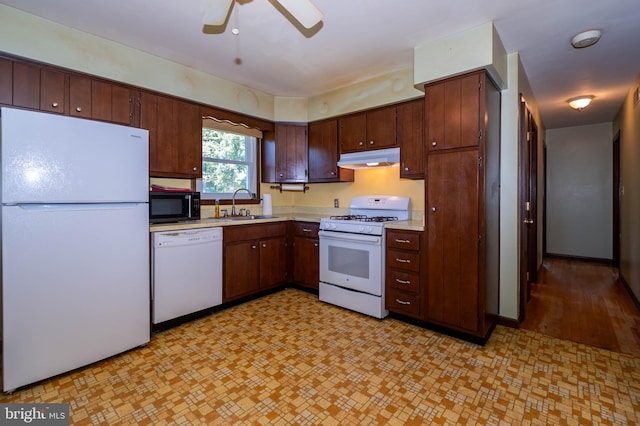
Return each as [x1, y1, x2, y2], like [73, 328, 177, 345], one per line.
[1, 107, 149, 204]
[2, 202, 150, 392]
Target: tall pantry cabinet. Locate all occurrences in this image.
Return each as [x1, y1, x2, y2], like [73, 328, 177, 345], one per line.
[424, 70, 501, 341]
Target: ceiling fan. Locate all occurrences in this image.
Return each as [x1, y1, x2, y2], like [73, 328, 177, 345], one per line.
[203, 0, 323, 29]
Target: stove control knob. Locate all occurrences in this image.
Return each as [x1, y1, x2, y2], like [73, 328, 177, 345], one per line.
[358, 226, 365, 233]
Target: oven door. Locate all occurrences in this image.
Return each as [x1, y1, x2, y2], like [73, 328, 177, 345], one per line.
[319, 230, 383, 295]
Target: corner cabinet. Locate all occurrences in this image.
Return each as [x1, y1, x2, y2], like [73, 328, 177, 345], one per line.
[338, 105, 397, 153]
[223, 223, 288, 302]
[262, 123, 308, 183]
[424, 70, 501, 341]
[307, 119, 354, 183]
[140, 91, 202, 178]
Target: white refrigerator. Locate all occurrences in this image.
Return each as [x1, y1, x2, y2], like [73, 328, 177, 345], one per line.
[1, 107, 150, 392]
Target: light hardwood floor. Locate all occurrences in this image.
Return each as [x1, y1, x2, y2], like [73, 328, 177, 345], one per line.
[521, 257, 640, 358]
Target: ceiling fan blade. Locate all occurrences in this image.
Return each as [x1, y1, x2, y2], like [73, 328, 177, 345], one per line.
[275, 0, 323, 29]
[202, 0, 235, 26]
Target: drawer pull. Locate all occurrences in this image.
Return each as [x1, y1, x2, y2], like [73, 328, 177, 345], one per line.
[395, 278, 411, 285]
[302, 228, 312, 232]
[395, 299, 411, 305]
[395, 258, 410, 263]
[394, 238, 411, 244]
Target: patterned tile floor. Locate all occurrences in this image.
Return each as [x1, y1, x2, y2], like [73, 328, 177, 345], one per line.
[2, 288, 640, 425]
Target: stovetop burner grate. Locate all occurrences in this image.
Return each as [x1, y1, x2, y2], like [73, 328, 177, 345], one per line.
[328, 215, 398, 222]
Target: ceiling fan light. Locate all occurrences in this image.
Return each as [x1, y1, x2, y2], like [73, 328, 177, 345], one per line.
[275, 0, 323, 29]
[567, 95, 594, 111]
[202, 0, 234, 26]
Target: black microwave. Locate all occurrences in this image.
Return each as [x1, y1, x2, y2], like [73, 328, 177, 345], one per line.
[149, 191, 200, 224]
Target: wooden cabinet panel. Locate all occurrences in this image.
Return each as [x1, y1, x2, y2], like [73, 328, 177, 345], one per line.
[224, 240, 260, 300]
[39, 68, 66, 114]
[292, 221, 320, 290]
[385, 228, 423, 319]
[0, 58, 12, 105]
[386, 288, 420, 316]
[308, 119, 354, 183]
[387, 249, 420, 272]
[274, 123, 307, 182]
[426, 73, 481, 151]
[223, 223, 288, 302]
[260, 237, 288, 289]
[426, 150, 479, 332]
[397, 99, 424, 179]
[387, 230, 420, 251]
[143, 92, 201, 178]
[386, 269, 420, 293]
[338, 113, 366, 152]
[366, 105, 397, 150]
[69, 75, 92, 119]
[338, 106, 397, 153]
[12, 62, 40, 109]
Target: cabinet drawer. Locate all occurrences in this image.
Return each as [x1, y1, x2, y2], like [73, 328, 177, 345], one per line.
[224, 222, 287, 243]
[387, 249, 420, 272]
[386, 269, 420, 293]
[293, 221, 319, 238]
[387, 230, 420, 250]
[386, 288, 420, 316]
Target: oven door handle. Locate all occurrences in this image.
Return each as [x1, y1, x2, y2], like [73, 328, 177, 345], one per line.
[318, 230, 382, 245]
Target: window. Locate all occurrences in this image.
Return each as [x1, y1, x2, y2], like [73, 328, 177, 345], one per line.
[199, 118, 260, 201]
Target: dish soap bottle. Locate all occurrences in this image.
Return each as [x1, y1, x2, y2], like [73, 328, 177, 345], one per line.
[214, 199, 220, 218]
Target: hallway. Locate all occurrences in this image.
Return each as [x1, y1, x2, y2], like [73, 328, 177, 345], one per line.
[521, 258, 640, 358]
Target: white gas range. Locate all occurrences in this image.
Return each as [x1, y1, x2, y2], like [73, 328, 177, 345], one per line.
[318, 196, 411, 319]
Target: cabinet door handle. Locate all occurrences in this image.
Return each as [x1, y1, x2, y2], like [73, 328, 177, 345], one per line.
[431, 207, 437, 212]
[358, 141, 364, 146]
[314, 243, 318, 247]
[395, 299, 411, 305]
[76, 106, 82, 112]
[394, 239, 410, 244]
[431, 141, 437, 146]
[395, 258, 410, 263]
[52, 102, 59, 108]
[262, 243, 267, 248]
[251, 245, 257, 249]
[404, 167, 409, 171]
[395, 278, 411, 285]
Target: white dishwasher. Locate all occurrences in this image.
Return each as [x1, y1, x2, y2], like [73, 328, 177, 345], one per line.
[152, 227, 223, 324]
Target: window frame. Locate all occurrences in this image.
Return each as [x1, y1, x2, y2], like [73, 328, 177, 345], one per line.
[198, 118, 262, 204]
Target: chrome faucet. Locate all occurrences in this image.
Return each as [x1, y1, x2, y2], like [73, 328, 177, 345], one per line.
[231, 188, 253, 216]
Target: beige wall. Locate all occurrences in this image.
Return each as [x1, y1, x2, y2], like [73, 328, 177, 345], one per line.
[614, 75, 640, 300]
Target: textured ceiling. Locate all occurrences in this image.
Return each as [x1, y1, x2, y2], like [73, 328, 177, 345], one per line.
[2, 0, 640, 129]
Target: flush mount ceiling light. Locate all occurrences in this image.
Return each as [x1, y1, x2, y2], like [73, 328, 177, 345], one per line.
[571, 29, 602, 48]
[567, 95, 595, 111]
[203, 0, 323, 29]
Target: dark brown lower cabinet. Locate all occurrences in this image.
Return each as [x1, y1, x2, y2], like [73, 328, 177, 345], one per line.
[291, 222, 320, 290]
[223, 223, 288, 302]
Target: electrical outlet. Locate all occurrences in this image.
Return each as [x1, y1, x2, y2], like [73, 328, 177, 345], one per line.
[334, 198, 339, 208]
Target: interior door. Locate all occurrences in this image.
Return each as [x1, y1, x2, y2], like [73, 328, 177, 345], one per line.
[519, 98, 539, 321]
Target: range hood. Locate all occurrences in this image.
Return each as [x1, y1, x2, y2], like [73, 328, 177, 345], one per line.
[337, 147, 400, 170]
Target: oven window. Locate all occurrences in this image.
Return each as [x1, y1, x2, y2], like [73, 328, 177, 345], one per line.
[328, 246, 370, 279]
